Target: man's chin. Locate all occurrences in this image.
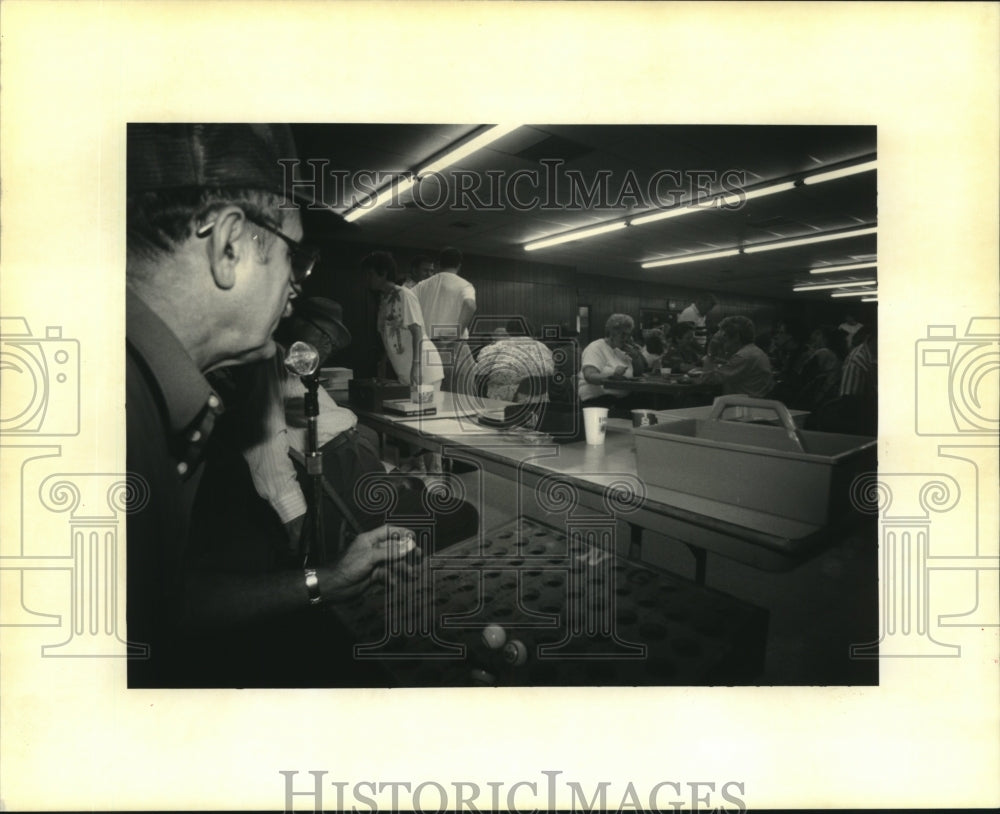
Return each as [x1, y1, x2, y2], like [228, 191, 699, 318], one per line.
[204, 340, 277, 373]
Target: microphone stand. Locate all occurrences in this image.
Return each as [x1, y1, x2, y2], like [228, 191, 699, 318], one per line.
[284, 341, 326, 567]
[302, 368, 326, 566]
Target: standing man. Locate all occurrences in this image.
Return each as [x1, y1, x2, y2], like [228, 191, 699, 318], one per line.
[414, 246, 477, 394]
[398, 254, 435, 288]
[126, 124, 416, 687]
[677, 293, 718, 352]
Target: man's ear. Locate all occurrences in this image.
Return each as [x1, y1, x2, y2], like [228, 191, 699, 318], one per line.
[206, 205, 249, 290]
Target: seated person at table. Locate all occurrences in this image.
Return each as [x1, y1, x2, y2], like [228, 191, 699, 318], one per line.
[472, 319, 556, 402]
[677, 293, 717, 352]
[663, 322, 703, 372]
[696, 315, 774, 398]
[789, 325, 843, 412]
[578, 313, 636, 410]
[768, 319, 807, 378]
[639, 329, 666, 373]
[810, 323, 878, 435]
[621, 330, 649, 378]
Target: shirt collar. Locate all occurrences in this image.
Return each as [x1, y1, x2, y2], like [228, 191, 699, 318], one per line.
[126, 290, 222, 434]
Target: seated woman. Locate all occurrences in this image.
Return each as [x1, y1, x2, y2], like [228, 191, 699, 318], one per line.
[578, 313, 637, 412]
[697, 315, 774, 398]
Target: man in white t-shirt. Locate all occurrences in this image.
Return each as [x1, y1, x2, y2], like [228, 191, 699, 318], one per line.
[414, 246, 476, 393]
[677, 293, 718, 352]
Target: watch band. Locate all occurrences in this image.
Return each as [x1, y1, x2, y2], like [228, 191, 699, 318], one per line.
[304, 568, 322, 606]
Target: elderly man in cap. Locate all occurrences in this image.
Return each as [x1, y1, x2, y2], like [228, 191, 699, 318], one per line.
[126, 124, 416, 687]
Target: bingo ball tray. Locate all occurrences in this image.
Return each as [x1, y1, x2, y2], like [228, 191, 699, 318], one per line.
[634, 416, 876, 526]
[329, 517, 768, 686]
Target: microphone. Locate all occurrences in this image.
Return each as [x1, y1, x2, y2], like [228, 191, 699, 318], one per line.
[284, 340, 321, 378]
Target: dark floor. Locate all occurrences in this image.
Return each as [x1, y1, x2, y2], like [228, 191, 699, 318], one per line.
[461, 466, 879, 686]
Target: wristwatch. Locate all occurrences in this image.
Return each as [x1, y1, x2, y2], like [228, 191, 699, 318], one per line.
[304, 568, 322, 606]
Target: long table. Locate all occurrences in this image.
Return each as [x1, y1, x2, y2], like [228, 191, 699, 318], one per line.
[352, 393, 849, 584]
[601, 372, 721, 408]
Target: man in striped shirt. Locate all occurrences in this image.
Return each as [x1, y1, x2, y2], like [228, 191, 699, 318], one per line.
[840, 324, 877, 398]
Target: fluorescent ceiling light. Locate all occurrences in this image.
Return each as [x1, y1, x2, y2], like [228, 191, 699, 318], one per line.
[810, 261, 877, 274]
[832, 289, 878, 298]
[343, 176, 415, 222]
[417, 124, 520, 176]
[802, 159, 877, 186]
[743, 226, 877, 254]
[631, 206, 698, 226]
[635, 180, 799, 226]
[861, 296, 878, 302]
[717, 180, 798, 208]
[525, 221, 628, 251]
[793, 279, 877, 292]
[641, 248, 741, 269]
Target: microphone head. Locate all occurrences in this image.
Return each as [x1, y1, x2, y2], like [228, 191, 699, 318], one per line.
[284, 341, 321, 377]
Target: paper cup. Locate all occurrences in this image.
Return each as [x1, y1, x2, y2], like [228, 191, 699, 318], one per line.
[631, 409, 658, 428]
[583, 406, 609, 445]
[661, 367, 672, 376]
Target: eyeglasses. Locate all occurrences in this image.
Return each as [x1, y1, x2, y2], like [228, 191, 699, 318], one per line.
[196, 212, 319, 285]
[244, 214, 319, 285]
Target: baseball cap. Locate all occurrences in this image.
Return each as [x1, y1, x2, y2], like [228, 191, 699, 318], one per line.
[127, 123, 332, 211]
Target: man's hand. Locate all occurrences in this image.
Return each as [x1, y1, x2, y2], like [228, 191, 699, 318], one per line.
[318, 524, 418, 601]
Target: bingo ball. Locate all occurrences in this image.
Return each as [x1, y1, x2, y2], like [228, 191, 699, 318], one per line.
[481, 624, 507, 650]
[470, 668, 497, 686]
[503, 639, 528, 666]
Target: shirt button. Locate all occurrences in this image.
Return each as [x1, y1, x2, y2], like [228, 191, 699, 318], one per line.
[207, 394, 221, 410]
[177, 461, 189, 476]
[190, 429, 202, 443]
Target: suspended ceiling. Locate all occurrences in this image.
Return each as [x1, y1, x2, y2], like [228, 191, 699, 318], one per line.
[290, 124, 877, 302]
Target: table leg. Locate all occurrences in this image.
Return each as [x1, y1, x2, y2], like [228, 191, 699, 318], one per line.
[686, 545, 708, 584]
[628, 522, 643, 560]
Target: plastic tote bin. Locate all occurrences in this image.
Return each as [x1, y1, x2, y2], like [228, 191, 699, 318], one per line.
[633, 396, 877, 525]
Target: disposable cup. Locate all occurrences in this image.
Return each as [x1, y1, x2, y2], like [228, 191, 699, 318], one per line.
[661, 367, 672, 376]
[583, 406, 609, 445]
[631, 409, 658, 428]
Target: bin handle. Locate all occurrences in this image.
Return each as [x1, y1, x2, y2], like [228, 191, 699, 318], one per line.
[708, 395, 808, 453]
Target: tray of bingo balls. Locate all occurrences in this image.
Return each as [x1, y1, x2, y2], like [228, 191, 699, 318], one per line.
[328, 516, 768, 687]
